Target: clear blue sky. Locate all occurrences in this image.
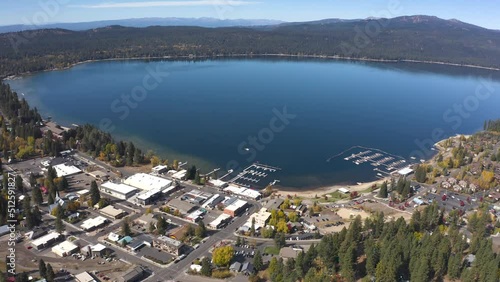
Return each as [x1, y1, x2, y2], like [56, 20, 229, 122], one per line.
[2, 0, 500, 29]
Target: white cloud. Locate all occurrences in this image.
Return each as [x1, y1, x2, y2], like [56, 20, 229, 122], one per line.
[71, 1, 259, 9]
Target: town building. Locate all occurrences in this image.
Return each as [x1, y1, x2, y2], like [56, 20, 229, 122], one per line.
[338, 187, 350, 194]
[124, 173, 172, 191]
[122, 266, 146, 282]
[202, 194, 225, 209]
[100, 205, 127, 219]
[185, 209, 204, 223]
[134, 214, 157, 227]
[151, 165, 168, 174]
[171, 169, 187, 180]
[74, 272, 98, 282]
[208, 179, 227, 188]
[154, 236, 184, 256]
[265, 198, 284, 211]
[127, 235, 153, 252]
[81, 216, 108, 231]
[208, 213, 232, 229]
[244, 208, 271, 229]
[100, 182, 138, 200]
[51, 240, 79, 257]
[223, 185, 261, 200]
[53, 163, 82, 177]
[224, 199, 248, 217]
[88, 170, 109, 181]
[134, 187, 163, 205]
[81, 243, 109, 257]
[167, 198, 197, 215]
[31, 232, 62, 250]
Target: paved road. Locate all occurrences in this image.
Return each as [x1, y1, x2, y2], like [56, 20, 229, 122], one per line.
[147, 200, 262, 281]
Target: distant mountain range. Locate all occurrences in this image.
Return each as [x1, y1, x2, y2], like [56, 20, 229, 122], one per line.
[1, 15, 500, 77]
[0, 17, 285, 33]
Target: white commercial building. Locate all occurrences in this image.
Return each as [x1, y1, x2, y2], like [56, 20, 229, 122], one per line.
[208, 213, 232, 229]
[100, 182, 138, 200]
[81, 216, 108, 231]
[209, 179, 227, 188]
[52, 240, 79, 257]
[53, 163, 82, 177]
[224, 185, 261, 200]
[31, 232, 62, 250]
[124, 173, 172, 191]
[172, 170, 187, 180]
[398, 167, 414, 176]
[135, 187, 163, 205]
[338, 188, 350, 194]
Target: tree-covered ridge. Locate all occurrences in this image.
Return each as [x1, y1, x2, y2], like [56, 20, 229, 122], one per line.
[1, 16, 500, 77]
[485, 119, 500, 133]
[266, 204, 499, 282]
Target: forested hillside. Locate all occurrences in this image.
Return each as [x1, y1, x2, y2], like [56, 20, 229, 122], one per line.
[1, 16, 500, 77]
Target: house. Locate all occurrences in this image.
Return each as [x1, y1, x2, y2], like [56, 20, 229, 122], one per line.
[230, 262, 242, 273]
[108, 232, 120, 242]
[117, 236, 133, 246]
[241, 262, 254, 275]
[295, 205, 307, 216]
[122, 266, 146, 282]
[153, 236, 184, 255]
[51, 241, 79, 257]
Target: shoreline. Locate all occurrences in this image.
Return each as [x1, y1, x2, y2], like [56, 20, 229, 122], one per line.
[3, 53, 499, 80]
[275, 178, 386, 199]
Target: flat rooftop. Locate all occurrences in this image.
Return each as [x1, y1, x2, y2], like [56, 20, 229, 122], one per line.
[124, 173, 172, 191]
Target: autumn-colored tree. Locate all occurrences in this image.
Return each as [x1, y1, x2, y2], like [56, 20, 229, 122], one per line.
[212, 245, 234, 267]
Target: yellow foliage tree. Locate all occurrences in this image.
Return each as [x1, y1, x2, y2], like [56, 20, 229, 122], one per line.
[212, 245, 234, 267]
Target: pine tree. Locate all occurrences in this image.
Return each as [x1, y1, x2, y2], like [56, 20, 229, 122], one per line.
[90, 180, 100, 206]
[32, 185, 43, 205]
[39, 259, 47, 278]
[253, 250, 263, 272]
[46, 263, 55, 282]
[195, 220, 207, 238]
[55, 206, 65, 234]
[121, 218, 132, 236]
[201, 257, 212, 277]
[157, 216, 167, 235]
[378, 181, 388, 198]
[250, 217, 256, 236]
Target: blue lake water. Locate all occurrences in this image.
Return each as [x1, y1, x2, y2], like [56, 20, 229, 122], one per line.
[6, 59, 500, 189]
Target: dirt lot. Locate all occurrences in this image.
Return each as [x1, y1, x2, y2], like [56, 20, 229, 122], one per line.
[360, 202, 412, 221]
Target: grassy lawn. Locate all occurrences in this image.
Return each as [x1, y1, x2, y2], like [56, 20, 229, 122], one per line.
[263, 246, 280, 255]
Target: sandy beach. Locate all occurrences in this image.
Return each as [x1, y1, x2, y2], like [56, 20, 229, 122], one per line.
[274, 178, 387, 199]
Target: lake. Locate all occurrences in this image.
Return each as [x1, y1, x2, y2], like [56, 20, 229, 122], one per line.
[6, 58, 500, 189]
